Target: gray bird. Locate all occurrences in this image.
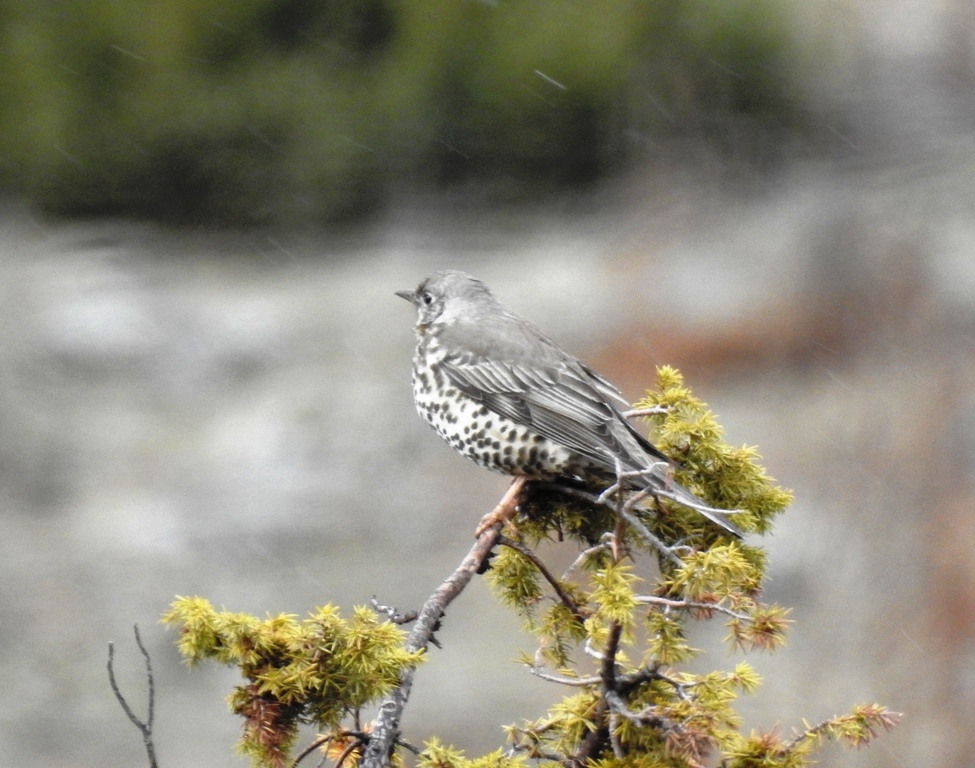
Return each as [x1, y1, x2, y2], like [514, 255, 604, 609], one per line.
[396, 270, 743, 537]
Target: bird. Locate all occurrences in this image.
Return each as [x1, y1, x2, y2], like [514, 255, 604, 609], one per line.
[396, 270, 743, 538]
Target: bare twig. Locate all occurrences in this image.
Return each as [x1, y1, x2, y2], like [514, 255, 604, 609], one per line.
[583, 638, 607, 662]
[596, 463, 672, 506]
[600, 622, 623, 689]
[618, 509, 683, 567]
[615, 665, 664, 695]
[292, 735, 332, 767]
[498, 535, 588, 622]
[107, 624, 159, 768]
[653, 671, 697, 702]
[605, 690, 674, 730]
[529, 667, 602, 687]
[371, 598, 440, 648]
[608, 711, 625, 759]
[505, 736, 566, 764]
[635, 594, 751, 621]
[333, 739, 363, 768]
[370, 598, 418, 626]
[395, 738, 422, 755]
[360, 478, 526, 768]
[621, 406, 671, 419]
[562, 538, 613, 580]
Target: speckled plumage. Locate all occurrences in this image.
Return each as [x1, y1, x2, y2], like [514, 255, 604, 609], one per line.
[396, 270, 742, 537]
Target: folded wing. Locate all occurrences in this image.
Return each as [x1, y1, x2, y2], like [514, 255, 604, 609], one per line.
[440, 351, 669, 476]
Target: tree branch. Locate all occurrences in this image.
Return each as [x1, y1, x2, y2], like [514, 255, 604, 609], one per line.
[528, 667, 602, 687]
[292, 735, 332, 767]
[497, 534, 588, 622]
[572, 621, 623, 767]
[619, 508, 684, 567]
[360, 478, 526, 768]
[636, 594, 751, 621]
[334, 738, 363, 768]
[534, 479, 685, 567]
[621, 406, 671, 419]
[562, 538, 613, 580]
[107, 624, 159, 768]
[369, 598, 419, 626]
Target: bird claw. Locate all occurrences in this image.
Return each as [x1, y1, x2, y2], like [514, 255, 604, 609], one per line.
[475, 477, 527, 537]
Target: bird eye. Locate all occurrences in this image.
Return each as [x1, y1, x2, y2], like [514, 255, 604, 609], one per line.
[421, 292, 434, 305]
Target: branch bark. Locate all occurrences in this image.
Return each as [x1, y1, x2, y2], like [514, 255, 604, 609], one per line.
[360, 479, 525, 768]
[497, 534, 588, 623]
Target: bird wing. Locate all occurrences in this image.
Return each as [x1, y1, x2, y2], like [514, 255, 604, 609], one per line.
[440, 351, 668, 474]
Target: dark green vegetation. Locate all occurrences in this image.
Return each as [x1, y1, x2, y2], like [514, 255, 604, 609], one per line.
[0, 0, 807, 224]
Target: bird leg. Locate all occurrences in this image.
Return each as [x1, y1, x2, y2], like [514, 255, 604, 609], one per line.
[475, 477, 527, 537]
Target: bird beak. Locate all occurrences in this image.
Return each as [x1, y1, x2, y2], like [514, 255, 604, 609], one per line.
[395, 289, 415, 303]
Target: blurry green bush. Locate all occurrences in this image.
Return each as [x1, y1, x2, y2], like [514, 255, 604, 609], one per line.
[0, 0, 811, 224]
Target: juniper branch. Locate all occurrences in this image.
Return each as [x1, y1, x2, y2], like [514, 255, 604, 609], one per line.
[605, 690, 675, 731]
[572, 621, 623, 767]
[562, 538, 613, 580]
[619, 508, 684, 566]
[498, 534, 588, 622]
[539, 477, 685, 566]
[636, 594, 752, 621]
[360, 479, 525, 768]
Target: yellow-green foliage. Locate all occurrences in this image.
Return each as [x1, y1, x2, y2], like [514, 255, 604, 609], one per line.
[723, 704, 901, 768]
[636, 366, 794, 536]
[418, 740, 530, 768]
[488, 547, 543, 617]
[590, 563, 640, 628]
[496, 535, 794, 763]
[162, 367, 896, 768]
[162, 598, 423, 768]
[480, 367, 895, 768]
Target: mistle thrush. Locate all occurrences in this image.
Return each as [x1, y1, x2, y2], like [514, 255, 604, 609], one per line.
[396, 270, 743, 537]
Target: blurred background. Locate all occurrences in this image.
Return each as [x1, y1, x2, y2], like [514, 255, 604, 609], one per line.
[1, 0, 974, 765]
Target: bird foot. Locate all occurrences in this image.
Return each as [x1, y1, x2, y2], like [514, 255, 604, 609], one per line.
[475, 477, 527, 537]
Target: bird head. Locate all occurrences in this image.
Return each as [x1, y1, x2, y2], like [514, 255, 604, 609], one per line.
[396, 271, 496, 328]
